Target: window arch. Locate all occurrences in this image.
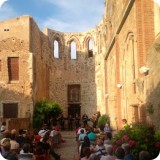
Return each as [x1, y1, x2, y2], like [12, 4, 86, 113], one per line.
[53, 40, 59, 58]
[70, 41, 77, 59]
[88, 39, 93, 57]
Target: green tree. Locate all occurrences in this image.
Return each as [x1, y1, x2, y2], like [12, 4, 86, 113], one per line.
[32, 99, 62, 129]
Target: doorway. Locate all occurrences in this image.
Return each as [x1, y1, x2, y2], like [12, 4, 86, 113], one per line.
[68, 104, 81, 118]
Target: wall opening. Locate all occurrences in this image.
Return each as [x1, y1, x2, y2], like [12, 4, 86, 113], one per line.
[88, 39, 93, 57]
[54, 40, 59, 58]
[70, 41, 77, 59]
[8, 57, 19, 81]
[3, 103, 18, 118]
[68, 84, 81, 120]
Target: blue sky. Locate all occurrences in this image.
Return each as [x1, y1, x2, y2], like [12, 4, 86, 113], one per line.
[0, 0, 105, 32]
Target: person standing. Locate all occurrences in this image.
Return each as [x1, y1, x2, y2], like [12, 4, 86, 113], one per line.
[59, 113, 65, 130]
[75, 114, 80, 129]
[92, 113, 97, 128]
[96, 111, 101, 128]
[122, 119, 129, 129]
[68, 114, 73, 130]
[82, 114, 88, 128]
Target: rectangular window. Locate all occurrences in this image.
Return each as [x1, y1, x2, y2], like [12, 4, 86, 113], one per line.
[68, 85, 80, 102]
[0, 60, 1, 71]
[8, 57, 19, 81]
[3, 103, 18, 118]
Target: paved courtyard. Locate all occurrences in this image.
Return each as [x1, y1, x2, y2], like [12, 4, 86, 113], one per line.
[54, 131, 79, 160]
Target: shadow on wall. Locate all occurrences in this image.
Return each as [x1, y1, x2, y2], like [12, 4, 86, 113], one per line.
[145, 36, 160, 130]
[50, 45, 98, 118]
[44, 29, 99, 118]
[0, 85, 32, 131]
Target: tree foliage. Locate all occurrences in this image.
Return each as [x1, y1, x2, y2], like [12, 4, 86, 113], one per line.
[32, 99, 62, 129]
[98, 114, 110, 130]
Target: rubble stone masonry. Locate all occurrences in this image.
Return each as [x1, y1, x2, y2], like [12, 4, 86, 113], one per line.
[0, 0, 160, 130]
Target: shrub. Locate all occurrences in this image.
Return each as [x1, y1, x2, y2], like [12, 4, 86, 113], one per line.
[32, 99, 62, 129]
[112, 123, 159, 159]
[98, 114, 110, 130]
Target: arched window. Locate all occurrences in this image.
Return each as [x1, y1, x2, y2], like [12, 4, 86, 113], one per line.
[88, 39, 93, 57]
[71, 41, 77, 59]
[54, 40, 59, 58]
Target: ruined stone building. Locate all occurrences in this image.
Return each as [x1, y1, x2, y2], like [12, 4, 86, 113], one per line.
[0, 0, 160, 130]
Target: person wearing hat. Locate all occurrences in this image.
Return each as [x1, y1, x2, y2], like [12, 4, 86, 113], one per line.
[0, 138, 18, 160]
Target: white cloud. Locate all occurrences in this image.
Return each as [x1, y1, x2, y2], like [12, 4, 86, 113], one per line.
[0, 0, 105, 32]
[40, 17, 99, 32]
[0, 4, 18, 21]
[153, 0, 160, 5]
[37, 0, 104, 32]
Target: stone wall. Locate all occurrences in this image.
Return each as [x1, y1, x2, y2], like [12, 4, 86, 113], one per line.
[45, 29, 99, 117]
[0, 16, 33, 118]
[145, 36, 160, 130]
[30, 18, 51, 103]
[0, 0, 160, 130]
[103, 0, 160, 130]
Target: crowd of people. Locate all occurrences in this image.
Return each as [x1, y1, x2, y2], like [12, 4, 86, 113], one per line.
[0, 121, 66, 160]
[42, 112, 101, 131]
[67, 112, 101, 131]
[0, 113, 152, 160]
[76, 123, 151, 160]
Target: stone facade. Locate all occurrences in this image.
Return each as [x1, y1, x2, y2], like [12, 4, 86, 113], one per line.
[103, 0, 160, 130]
[0, 0, 160, 130]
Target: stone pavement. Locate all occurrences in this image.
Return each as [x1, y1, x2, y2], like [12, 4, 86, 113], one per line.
[54, 131, 79, 160]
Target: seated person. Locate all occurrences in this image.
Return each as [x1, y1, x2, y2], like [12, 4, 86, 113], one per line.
[100, 146, 116, 160]
[87, 127, 97, 142]
[49, 126, 59, 146]
[0, 138, 18, 160]
[79, 136, 90, 158]
[81, 147, 91, 160]
[38, 134, 60, 160]
[104, 123, 112, 134]
[91, 138, 107, 159]
[10, 134, 20, 153]
[139, 151, 151, 160]
[78, 129, 86, 142]
[19, 143, 34, 160]
[122, 143, 135, 160]
[16, 129, 26, 148]
[77, 124, 87, 136]
[103, 132, 112, 149]
[34, 146, 45, 160]
[115, 147, 125, 160]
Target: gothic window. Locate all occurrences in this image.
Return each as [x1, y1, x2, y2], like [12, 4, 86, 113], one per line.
[54, 40, 59, 58]
[88, 39, 93, 57]
[70, 41, 77, 59]
[8, 57, 19, 81]
[127, 34, 136, 94]
[3, 103, 18, 118]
